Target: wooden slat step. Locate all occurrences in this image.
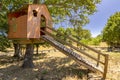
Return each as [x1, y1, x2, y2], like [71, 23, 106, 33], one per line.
[42, 35, 103, 73]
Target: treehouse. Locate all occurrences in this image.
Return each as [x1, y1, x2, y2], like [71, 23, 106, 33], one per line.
[7, 4, 52, 44]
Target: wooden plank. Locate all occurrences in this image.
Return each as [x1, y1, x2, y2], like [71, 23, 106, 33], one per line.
[41, 30, 105, 65]
[27, 4, 52, 38]
[103, 54, 109, 80]
[41, 28, 109, 80]
[46, 27, 106, 57]
[97, 54, 100, 66]
[27, 5, 40, 38]
[42, 35, 104, 73]
[8, 15, 27, 39]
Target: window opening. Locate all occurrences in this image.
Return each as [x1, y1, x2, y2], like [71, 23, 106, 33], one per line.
[33, 10, 38, 17]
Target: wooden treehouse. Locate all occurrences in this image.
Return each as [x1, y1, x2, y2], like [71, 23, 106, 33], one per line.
[8, 4, 52, 44]
[7, 4, 108, 80]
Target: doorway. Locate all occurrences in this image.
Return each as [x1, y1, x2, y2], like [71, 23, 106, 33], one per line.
[40, 15, 46, 35]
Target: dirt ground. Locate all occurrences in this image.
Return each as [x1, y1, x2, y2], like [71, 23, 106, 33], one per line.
[0, 47, 120, 80]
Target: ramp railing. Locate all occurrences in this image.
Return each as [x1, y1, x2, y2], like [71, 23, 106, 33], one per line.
[41, 26, 108, 80]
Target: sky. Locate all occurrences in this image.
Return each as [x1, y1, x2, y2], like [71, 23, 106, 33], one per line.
[84, 0, 120, 37]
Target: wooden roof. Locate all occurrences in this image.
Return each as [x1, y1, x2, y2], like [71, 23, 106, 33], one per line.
[8, 4, 52, 21]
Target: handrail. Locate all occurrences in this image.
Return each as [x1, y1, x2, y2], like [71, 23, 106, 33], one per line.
[42, 34, 103, 72]
[42, 26, 109, 79]
[41, 30, 105, 65]
[46, 26, 106, 56]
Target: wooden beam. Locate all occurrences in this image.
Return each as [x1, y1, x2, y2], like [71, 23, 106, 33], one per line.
[46, 26, 106, 57]
[41, 30, 105, 65]
[102, 54, 109, 80]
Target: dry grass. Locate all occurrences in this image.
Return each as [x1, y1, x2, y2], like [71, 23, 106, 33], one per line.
[0, 47, 120, 80]
[106, 52, 120, 80]
[0, 48, 88, 80]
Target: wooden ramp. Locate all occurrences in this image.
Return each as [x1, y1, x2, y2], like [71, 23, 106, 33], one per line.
[41, 27, 108, 80]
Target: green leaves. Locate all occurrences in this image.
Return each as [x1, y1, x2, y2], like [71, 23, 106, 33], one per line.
[0, 35, 11, 52]
[1, 0, 101, 30]
[56, 26, 91, 42]
[102, 12, 120, 46]
[45, 0, 101, 27]
[0, 0, 101, 51]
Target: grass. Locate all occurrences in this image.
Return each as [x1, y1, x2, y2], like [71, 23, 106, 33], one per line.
[0, 47, 120, 80]
[106, 52, 120, 80]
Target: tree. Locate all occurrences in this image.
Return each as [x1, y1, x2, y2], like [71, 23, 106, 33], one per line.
[102, 12, 120, 48]
[81, 29, 91, 40]
[13, 42, 22, 58]
[56, 27, 66, 40]
[22, 44, 34, 68]
[0, 1, 11, 52]
[22, 0, 39, 68]
[0, 0, 101, 68]
[33, 0, 39, 4]
[1, 0, 101, 31]
[73, 27, 91, 40]
[45, 0, 101, 27]
[0, 2, 2, 10]
[0, 35, 11, 52]
[73, 27, 91, 48]
[0, 0, 27, 57]
[88, 35, 102, 46]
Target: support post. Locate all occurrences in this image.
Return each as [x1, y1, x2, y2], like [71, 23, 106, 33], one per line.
[97, 54, 100, 66]
[102, 54, 109, 80]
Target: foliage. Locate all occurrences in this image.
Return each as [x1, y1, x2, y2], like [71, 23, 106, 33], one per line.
[56, 27, 92, 46]
[45, 0, 101, 27]
[80, 34, 102, 45]
[0, 0, 101, 51]
[0, 35, 11, 52]
[74, 27, 91, 40]
[1, 0, 101, 27]
[0, 7, 11, 52]
[56, 27, 66, 42]
[80, 39, 90, 45]
[102, 12, 120, 47]
[90, 35, 102, 45]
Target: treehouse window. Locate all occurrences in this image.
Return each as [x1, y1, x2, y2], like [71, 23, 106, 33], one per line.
[33, 10, 38, 17]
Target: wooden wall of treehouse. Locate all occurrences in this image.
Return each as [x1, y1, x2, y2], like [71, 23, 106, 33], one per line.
[8, 4, 52, 39]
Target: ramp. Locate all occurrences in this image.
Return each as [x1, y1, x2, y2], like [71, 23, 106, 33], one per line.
[41, 27, 108, 80]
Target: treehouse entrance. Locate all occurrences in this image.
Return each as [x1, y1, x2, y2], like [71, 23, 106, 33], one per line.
[40, 15, 46, 35]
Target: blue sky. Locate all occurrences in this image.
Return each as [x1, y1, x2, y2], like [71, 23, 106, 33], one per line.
[84, 0, 120, 37]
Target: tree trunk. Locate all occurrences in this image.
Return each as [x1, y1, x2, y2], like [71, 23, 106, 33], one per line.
[22, 44, 34, 68]
[13, 43, 22, 58]
[0, 2, 2, 11]
[33, 0, 39, 4]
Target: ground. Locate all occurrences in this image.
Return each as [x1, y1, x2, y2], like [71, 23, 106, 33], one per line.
[0, 46, 120, 80]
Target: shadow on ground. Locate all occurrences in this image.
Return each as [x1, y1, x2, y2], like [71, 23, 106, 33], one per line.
[0, 52, 89, 80]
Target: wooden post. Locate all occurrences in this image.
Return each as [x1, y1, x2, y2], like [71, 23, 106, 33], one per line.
[97, 54, 100, 66]
[102, 54, 109, 80]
